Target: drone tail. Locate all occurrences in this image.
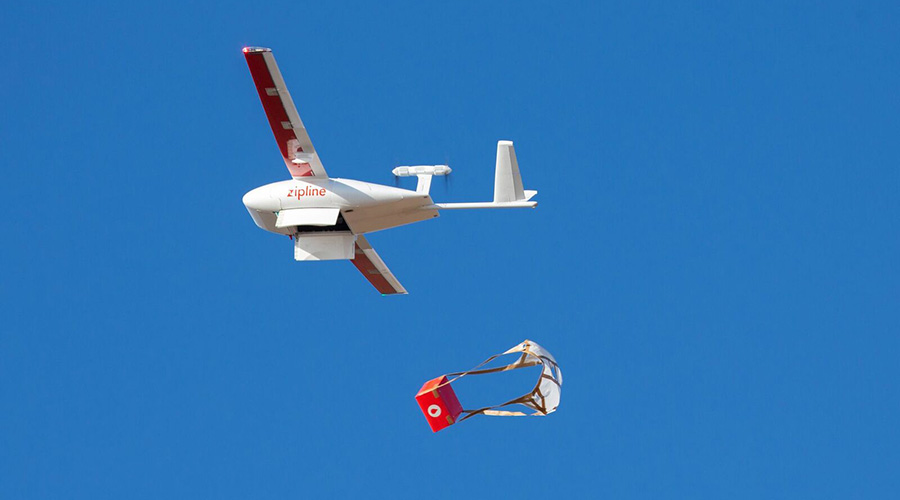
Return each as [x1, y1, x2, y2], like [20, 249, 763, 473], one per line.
[431, 141, 537, 210]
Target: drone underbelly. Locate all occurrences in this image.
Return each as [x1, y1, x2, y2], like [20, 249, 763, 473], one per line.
[342, 198, 438, 234]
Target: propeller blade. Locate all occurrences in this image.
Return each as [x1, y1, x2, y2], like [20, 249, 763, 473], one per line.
[442, 155, 451, 194]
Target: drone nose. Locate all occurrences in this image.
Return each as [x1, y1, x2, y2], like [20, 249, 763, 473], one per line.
[242, 187, 280, 212]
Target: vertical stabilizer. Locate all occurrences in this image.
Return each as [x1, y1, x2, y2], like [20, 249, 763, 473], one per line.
[494, 141, 526, 202]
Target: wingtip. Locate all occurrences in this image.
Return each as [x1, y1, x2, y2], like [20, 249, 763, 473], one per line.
[242, 46, 271, 54]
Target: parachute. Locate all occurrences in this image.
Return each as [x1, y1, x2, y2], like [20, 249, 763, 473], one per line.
[415, 339, 562, 432]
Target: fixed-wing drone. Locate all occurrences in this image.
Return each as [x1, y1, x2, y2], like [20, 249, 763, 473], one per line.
[241, 47, 537, 295]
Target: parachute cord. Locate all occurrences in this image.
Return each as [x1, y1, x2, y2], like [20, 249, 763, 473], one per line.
[430, 341, 562, 420]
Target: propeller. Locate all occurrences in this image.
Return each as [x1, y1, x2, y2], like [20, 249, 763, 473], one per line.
[392, 155, 401, 187]
[442, 154, 452, 195]
[390, 164, 452, 194]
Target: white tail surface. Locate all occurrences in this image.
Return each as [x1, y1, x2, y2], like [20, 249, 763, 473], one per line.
[431, 140, 536, 210]
[416, 174, 433, 194]
[494, 141, 526, 202]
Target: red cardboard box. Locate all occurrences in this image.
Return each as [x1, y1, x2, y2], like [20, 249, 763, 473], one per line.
[416, 375, 464, 432]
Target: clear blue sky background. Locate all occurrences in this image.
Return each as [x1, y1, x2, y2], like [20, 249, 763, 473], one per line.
[1, 1, 898, 498]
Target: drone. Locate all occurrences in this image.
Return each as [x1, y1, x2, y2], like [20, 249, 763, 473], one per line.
[241, 47, 538, 295]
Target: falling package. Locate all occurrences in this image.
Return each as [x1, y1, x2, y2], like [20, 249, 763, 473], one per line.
[415, 339, 562, 432]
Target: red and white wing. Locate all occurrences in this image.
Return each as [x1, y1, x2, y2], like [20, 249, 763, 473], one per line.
[243, 47, 328, 178]
[351, 235, 407, 295]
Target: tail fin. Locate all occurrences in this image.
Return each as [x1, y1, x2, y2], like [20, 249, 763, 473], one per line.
[494, 141, 535, 202]
[429, 142, 537, 210]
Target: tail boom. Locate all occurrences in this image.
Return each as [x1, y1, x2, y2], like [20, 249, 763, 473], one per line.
[430, 140, 537, 210]
[429, 201, 537, 210]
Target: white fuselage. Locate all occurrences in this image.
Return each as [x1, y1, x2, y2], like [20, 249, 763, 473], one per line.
[242, 178, 438, 235]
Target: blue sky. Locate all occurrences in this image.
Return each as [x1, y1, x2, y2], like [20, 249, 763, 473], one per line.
[1, 1, 898, 498]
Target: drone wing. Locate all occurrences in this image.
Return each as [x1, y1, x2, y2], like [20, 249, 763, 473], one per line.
[243, 47, 328, 178]
[351, 235, 407, 295]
